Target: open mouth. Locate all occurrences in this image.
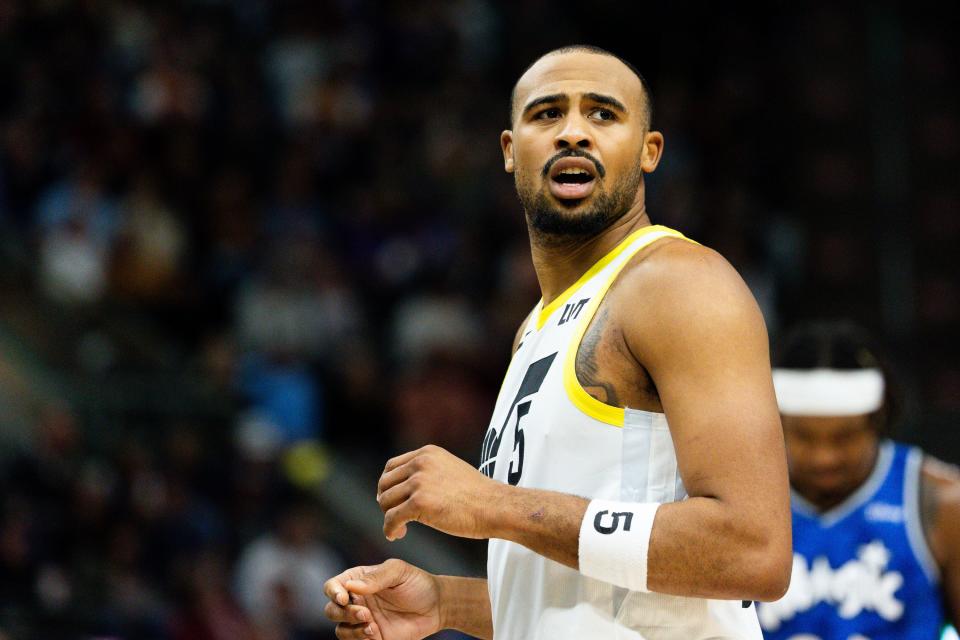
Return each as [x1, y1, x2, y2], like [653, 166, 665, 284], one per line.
[548, 157, 598, 201]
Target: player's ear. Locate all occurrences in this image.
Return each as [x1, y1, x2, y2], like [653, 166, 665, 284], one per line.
[501, 130, 515, 173]
[640, 130, 664, 173]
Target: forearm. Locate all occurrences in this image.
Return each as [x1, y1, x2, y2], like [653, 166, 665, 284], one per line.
[487, 484, 788, 601]
[486, 483, 589, 569]
[436, 576, 493, 639]
[646, 497, 788, 600]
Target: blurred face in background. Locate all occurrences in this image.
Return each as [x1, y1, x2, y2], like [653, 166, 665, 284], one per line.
[782, 412, 881, 510]
[501, 51, 663, 240]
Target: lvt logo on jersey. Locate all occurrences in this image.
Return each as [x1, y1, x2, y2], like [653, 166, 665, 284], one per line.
[758, 541, 904, 631]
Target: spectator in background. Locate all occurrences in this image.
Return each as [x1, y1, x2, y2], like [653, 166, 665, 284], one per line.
[236, 240, 366, 445]
[111, 169, 188, 304]
[235, 494, 344, 639]
[35, 161, 118, 306]
[171, 550, 256, 640]
[758, 322, 960, 640]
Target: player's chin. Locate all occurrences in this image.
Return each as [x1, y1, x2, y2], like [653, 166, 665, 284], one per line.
[555, 196, 590, 209]
[807, 476, 851, 498]
[547, 191, 594, 209]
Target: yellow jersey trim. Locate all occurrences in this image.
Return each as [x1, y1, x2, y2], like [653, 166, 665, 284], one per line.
[562, 226, 697, 427]
[536, 225, 674, 331]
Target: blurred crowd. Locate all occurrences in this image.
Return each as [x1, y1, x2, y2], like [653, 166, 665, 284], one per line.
[0, 0, 957, 638]
[2, 403, 349, 639]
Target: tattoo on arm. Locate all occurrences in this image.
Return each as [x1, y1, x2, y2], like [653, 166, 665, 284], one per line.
[576, 308, 621, 406]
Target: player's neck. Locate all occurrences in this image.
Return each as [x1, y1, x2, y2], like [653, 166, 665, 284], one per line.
[529, 205, 652, 307]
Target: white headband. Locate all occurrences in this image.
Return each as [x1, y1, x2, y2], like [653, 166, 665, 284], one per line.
[772, 368, 885, 417]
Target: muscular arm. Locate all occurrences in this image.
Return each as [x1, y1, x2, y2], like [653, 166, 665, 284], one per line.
[921, 460, 960, 627]
[483, 243, 791, 600]
[619, 242, 792, 599]
[379, 244, 791, 602]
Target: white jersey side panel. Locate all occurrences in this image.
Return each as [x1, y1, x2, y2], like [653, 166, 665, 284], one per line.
[481, 225, 763, 639]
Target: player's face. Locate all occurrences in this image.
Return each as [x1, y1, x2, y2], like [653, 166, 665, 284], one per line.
[501, 52, 663, 239]
[782, 413, 880, 508]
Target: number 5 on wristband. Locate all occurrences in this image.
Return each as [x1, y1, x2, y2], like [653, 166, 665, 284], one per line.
[578, 500, 660, 592]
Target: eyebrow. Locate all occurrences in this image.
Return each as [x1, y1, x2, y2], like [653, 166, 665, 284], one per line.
[521, 93, 566, 117]
[520, 92, 628, 118]
[584, 92, 627, 113]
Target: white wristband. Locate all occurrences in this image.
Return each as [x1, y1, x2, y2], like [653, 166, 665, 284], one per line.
[578, 500, 660, 592]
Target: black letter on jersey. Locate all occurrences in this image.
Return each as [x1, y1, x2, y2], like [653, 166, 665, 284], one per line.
[558, 298, 590, 326]
[479, 352, 557, 480]
[593, 510, 634, 535]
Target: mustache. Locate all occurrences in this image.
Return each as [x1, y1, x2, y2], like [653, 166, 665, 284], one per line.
[542, 149, 606, 179]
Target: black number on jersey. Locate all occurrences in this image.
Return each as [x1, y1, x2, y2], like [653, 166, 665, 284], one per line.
[507, 400, 531, 485]
[593, 510, 635, 535]
[479, 352, 557, 483]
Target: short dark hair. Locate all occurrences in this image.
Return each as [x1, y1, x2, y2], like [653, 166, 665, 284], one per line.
[775, 320, 901, 432]
[510, 44, 654, 127]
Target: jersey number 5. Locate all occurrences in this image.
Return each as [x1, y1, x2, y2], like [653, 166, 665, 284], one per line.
[480, 352, 557, 484]
[508, 401, 532, 485]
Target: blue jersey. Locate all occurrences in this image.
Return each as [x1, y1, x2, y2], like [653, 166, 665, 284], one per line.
[758, 441, 945, 640]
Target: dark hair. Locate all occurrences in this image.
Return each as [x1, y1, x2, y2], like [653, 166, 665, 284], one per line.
[510, 44, 654, 127]
[775, 320, 901, 431]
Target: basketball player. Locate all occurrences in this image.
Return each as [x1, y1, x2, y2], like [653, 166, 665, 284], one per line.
[758, 322, 960, 640]
[323, 45, 792, 639]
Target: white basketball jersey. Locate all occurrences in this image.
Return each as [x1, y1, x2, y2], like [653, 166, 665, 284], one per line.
[481, 225, 763, 639]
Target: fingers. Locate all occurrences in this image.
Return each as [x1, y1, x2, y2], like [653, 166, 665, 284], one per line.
[324, 566, 375, 606]
[323, 567, 362, 605]
[383, 445, 433, 474]
[324, 601, 372, 625]
[377, 459, 419, 499]
[383, 499, 420, 541]
[335, 622, 381, 640]
[377, 477, 415, 512]
[324, 577, 351, 606]
[344, 558, 408, 595]
[379, 478, 419, 540]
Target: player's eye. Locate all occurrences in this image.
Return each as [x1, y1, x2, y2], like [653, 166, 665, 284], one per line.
[535, 107, 563, 120]
[589, 108, 617, 121]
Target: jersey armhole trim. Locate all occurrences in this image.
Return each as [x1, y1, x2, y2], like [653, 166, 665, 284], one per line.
[536, 225, 671, 330]
[904, 448, 942, 584]
[562, 228, 696, 427]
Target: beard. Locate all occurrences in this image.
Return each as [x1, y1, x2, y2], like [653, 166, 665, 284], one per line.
[515, 161, 644, 243]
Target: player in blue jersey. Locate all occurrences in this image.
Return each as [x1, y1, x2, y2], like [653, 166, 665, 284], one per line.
[758, 321, 960, 640]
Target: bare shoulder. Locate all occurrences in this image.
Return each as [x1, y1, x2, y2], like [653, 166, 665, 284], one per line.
[615, 237, 759, 316]
[922, 455, 960, 486]
[608, 236, 767, 358]
[920, 454, 960, 565]
[921, 455, 960, 508]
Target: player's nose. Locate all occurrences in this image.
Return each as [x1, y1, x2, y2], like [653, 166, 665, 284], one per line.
[808, 445, 844, 471]
[554, 113, 593, 150]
